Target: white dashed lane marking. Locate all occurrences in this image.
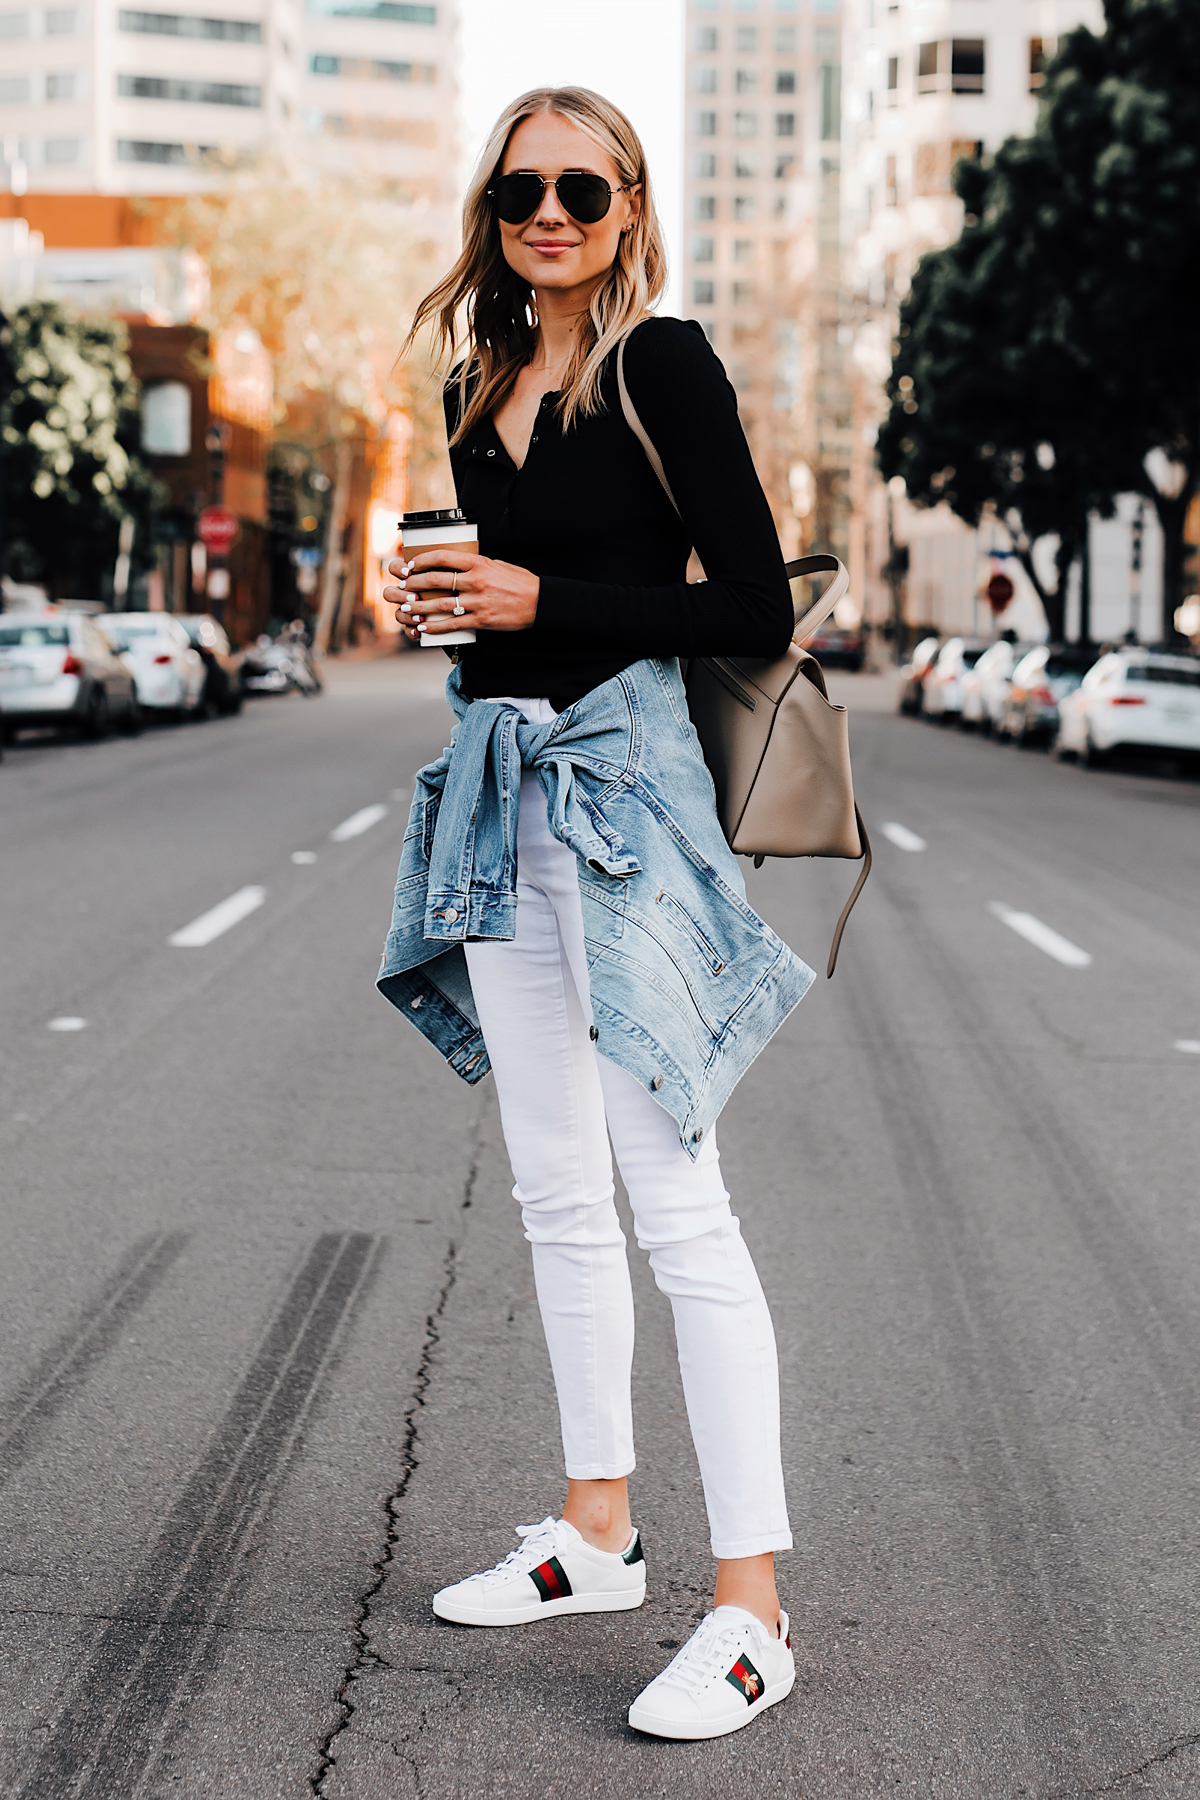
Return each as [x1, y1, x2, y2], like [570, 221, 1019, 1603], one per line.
[48, 1017, 87, 1032]
[330, 803, 388, 843]
[291, 851, 318, 865]
[987, 903, 1092, 969]
[881, 821, 927, 852]
[1175, 1040, 1200, 1055]
[169, 885, 267, 948]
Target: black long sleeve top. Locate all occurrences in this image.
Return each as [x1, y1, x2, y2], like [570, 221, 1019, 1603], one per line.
[444, 315, 793, 708]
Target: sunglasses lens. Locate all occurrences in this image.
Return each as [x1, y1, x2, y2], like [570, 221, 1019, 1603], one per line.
[492, 173, 544, 223]
[557, 173, 612, 224]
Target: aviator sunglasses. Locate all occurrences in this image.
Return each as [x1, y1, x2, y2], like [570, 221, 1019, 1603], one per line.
[487, 169, 629, 226]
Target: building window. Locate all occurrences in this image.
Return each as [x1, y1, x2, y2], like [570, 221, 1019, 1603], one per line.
[733, 280, 756, 307]
[1029, 36, 1048, 90]
[735, 24, 756, 50]
[916, 41, 940, 90]
[43, 134, 80, 160]
[734, 110, 757, 137]
[819, 62, 839, 137]
[774, 25, 795, 52]
[695, 110, 717, 137]
[313, 111, 436, 141]
[734, 152, 758, 178]
[306, 0, 435, 19]
[0, 75, 31, 99]
[141, 380, 192, 455]
[885, 152, 898, 206]
[733, 192, 756, 221]
[774, 69, 794, 94]
[45, 69, 77, 97]
[774, 152, 794, 179]
[117, 138, 205, 162]
[692, 234, 715, 263]
[733, 237, 754, 264]
[951, 40, 985, 93]
[44, 7, 78, 30]
[774, 111, 795, 136]
[694, 151, 717, 177]
[119, 10, 262, 38]
[735, 68, 756, 93]
[118, 74, 261, 104]
[309, 54, 435, 80]
[694, 65, 717, 93]
[694, 193, 716, 219]
[695, 24, 717, 51]
[0, 10, 31, 32]
[887, 55, 898, 91]
[693, 278, 715, 305]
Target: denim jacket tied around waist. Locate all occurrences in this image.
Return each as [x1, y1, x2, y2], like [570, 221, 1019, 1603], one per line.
[377, 657, 815, 1158]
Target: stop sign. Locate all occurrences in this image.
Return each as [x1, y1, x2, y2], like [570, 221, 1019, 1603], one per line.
[986, 571, 1015, 614]
[197, 506, 240, 555]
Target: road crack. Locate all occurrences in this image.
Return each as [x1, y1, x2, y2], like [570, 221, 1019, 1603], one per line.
[309, 1148, 480, 1796]
[1072, 1731, 1200, 1796]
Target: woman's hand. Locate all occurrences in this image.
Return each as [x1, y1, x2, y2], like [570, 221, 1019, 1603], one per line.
[383, 550, 539, 641]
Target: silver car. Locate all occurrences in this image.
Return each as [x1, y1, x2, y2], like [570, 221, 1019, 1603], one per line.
[0, 611, 140, 739]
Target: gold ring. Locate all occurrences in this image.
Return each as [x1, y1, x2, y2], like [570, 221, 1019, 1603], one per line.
[452, 573, 458, 595]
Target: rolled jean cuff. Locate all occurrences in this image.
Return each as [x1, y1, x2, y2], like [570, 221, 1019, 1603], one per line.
[563, 1457, 637, 1481]
[710, 1529, 793, 1559]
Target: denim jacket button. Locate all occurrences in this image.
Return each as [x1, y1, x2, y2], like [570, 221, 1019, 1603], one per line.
[444, 907, 459, 922]
[652, 1075, 663, 1090]
[692, 1128, 703, 1142]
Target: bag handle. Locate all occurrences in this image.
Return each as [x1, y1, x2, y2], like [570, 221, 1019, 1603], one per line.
[826, 807, 871, 978]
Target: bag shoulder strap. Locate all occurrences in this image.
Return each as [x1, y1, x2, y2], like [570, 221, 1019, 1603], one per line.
[617, 334, 681, 516]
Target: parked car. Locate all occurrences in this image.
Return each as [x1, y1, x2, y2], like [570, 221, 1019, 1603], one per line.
[805, 621, 864, 672]
[98, 613, 206, 720]
[922, 638, 990, 721]
[178, 613, 245, 714]
[0, 611, 140, 739]
[999, 644, 1098, 745]
[898, 637, 940, 714]
[1054, 649, 1200, 766]
[960, 638, 1029, 734]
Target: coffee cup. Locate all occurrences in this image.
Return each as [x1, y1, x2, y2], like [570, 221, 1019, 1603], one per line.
[398, 507, 477, 646]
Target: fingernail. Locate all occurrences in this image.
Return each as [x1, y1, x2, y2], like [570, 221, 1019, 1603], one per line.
[400, 603, 411, 613]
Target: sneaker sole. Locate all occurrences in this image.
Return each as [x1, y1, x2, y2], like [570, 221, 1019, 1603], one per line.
[627, 1669, 795, 1740]
[433, 1585, 646, 1628]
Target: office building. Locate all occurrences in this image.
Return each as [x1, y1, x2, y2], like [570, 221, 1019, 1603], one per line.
[682, 0, 853, 564]
[0, 0, 457, 224]
[840, 0, 1105, 638]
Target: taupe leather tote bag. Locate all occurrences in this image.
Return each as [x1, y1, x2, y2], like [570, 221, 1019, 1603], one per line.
[617, 338, 871, 976]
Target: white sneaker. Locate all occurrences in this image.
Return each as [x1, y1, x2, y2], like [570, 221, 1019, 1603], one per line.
[627, 1604, 795, 1740]
[432, 1516, 647, 1627]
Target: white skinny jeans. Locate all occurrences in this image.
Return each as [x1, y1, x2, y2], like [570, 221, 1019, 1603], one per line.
[462, 698, 791, 1559]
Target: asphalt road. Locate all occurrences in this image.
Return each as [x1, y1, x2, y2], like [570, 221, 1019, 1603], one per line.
[2, 655, 1198, 1800]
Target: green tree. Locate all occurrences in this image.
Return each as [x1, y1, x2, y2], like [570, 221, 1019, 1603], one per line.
[0, 301, 163, 598]
[878, 0, 1200, 644]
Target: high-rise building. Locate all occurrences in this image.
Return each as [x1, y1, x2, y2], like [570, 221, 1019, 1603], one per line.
[682, 0, 853, 566]
[0, 0, 457, 222]
[840, 0, 1105, 640]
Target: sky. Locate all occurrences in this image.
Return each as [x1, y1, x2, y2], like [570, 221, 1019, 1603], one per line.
[457, 0, 685, 316]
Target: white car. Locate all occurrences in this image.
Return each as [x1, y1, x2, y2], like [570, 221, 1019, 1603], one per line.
[1055, 649, 1200, 766]
[922, 638, 990, 720]
[99, 613, 206, 719]
[960, 639, 1027, 734]
[0, 610, 139, 738]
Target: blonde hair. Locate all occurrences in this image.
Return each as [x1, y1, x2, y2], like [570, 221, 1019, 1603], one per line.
[404, 86, 667, 443]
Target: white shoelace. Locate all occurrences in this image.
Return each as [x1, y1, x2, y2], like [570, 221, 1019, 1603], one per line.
[476, 1516, 560, 1587]
[659, 1612, 760, 1695]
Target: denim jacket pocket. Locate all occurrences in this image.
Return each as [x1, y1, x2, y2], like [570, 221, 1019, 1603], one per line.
[654, 889, 727, 976]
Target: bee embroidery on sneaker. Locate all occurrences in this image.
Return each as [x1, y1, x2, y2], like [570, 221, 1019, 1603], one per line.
[725, 1655, 763, 1704]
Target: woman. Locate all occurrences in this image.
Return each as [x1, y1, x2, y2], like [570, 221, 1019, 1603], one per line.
[379, 87, 815, 1742]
